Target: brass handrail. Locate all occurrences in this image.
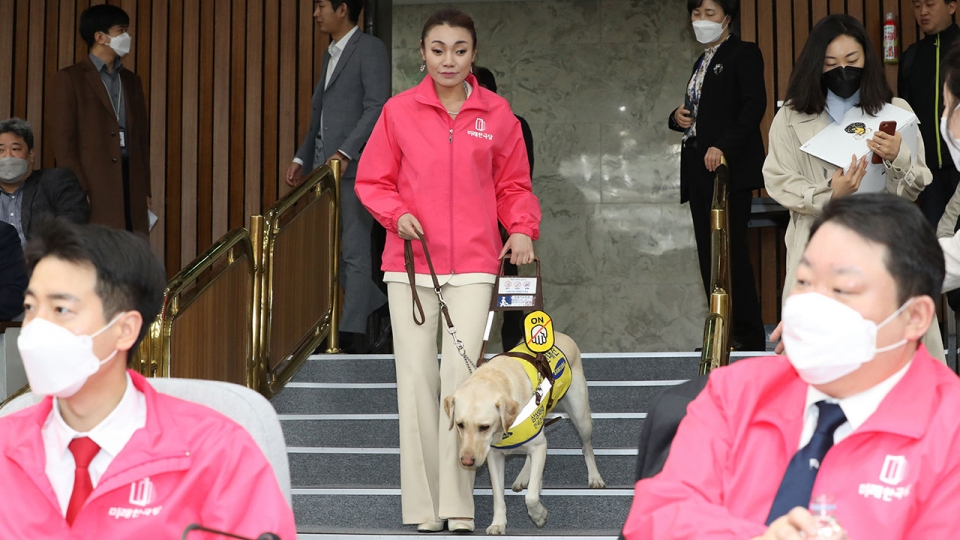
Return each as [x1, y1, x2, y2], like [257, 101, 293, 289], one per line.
[256, 160, 342, 397]
[699, 157, 732, 375]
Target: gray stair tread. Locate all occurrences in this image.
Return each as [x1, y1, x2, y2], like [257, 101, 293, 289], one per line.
[272, 385, 670, 415]
[281, 417, 643, 449]
[297, 530, 618, 538]
[291, 353, 702, 384]
[293, 492, 630, 533]
[288, 453, 637, 488]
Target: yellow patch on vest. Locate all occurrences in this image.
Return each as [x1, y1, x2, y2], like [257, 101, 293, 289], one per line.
[492, 342, 572, 449]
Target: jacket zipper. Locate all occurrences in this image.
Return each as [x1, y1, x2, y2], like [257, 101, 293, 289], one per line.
[448, 118, 455, 274]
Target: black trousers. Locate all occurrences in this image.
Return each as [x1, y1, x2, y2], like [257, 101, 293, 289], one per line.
[919, 165, 960, 227]
[685, 158, 766, 349]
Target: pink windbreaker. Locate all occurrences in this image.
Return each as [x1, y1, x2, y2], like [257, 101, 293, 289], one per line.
[356, 74, 541, 275]
[0, 370, 297, 539]
[623, 347, 960, 539]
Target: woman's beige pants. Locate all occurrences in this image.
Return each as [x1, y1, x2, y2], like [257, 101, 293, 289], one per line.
[387, 281, 493, 524]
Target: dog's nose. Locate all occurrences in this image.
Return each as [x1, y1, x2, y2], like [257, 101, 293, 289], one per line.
[461, 456, 475, 467]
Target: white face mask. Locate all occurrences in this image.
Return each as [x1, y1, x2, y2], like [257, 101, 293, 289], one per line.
[107, 32, 132, 57]
[18, 316, 122, 398]
[692, 16, 728, 44]
[781, 293, 912, 385]
[0, 156, 28, 182]
[940, 113, 960, 171]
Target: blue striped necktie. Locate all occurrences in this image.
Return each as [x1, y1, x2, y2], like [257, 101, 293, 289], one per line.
[765, 401, 847, 525]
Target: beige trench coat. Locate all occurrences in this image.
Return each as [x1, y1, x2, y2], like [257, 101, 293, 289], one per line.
[764, 98, 944, 360]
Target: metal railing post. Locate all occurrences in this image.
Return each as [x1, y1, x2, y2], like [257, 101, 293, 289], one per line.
[699, 156, 733, 375]
[327, 159, 343, 354]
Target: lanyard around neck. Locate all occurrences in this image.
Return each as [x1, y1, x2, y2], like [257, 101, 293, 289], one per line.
[100, 72, 123, 123]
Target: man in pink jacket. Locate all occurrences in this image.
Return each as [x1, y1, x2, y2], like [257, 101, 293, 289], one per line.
[623, 193, 960, 540]
[0, 218, 297, 539]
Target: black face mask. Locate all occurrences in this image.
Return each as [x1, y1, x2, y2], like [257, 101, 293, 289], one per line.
[822, 66, 863, 99]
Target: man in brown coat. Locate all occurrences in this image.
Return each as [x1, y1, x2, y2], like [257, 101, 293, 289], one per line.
[49, 4, 150, 235]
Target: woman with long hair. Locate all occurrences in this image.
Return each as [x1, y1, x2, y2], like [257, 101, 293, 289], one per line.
[356, 8, 541, 533]
[765, 14, 942, 359]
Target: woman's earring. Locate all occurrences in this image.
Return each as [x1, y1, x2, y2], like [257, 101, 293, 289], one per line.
[419, 64, 425, 72]
[470, 65, 474, 74]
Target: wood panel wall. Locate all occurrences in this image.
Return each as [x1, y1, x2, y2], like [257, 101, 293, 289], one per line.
[739, 0, 930, 322]
[0, 0, 331, 277]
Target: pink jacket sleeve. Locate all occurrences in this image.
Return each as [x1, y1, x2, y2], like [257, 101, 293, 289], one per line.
[355, 105, 410, 234]
[494, 116, 540, 240]
[622, 376, 767, 540]
[199, 428, 298, 540]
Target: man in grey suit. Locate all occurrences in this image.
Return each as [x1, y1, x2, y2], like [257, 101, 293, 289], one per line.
[285, 0, 390, 353]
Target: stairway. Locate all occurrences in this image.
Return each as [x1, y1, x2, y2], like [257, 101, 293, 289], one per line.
[271, 351, 765, 538]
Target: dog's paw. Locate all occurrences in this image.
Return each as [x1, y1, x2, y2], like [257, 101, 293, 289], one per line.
[486, 523, 506, 535]
[510, 478, 528, 492]
[588, 474, 606, 489]
[526, 503, 548, 528]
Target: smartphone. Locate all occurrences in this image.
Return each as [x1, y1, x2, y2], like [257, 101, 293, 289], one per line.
[872, 120, 897, 164]
[683, 94, 695, 120]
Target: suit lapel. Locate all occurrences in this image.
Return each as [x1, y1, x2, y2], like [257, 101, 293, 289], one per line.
[81, 58, 118, 120]
[318, 50, 331, 97]
[699, 36, 736, 98]
[326, 30, 361, 90]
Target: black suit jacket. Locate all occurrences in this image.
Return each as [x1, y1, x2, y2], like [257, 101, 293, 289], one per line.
[669, 36, 767, 201]
[0, 221, 27, 321]
[20, 167, 90, 239]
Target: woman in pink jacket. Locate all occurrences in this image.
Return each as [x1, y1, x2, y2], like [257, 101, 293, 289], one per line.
[356, 8, 541, 534]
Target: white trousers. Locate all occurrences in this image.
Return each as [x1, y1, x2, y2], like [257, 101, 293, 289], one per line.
[388, 280, 492, 524]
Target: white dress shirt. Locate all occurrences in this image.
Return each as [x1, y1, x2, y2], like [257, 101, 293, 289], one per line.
[42, 373, 147, 515]
[798, 361, 911, 449]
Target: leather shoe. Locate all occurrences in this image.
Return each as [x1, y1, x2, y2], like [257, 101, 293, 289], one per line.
[417, 520, 445, 532]
[447, 518, 474, 533]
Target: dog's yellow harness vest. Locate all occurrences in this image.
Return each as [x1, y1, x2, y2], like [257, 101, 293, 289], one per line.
[492, 343, 571, 449]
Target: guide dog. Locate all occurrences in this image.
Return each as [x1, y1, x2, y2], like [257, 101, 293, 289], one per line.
[443, 332, 605, 534]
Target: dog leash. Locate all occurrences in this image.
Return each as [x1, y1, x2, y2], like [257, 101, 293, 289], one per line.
[404, 231, 478, 374]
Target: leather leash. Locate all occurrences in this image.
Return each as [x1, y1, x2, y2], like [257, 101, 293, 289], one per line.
[404, 231, 478, 374]
[499, 350, 559, 424]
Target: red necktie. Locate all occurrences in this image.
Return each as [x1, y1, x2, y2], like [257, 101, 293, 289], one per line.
[66, 437, 101, 526]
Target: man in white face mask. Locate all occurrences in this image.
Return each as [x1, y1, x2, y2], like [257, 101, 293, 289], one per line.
[49, 4, 152, 236]
[624, 193, 960, 540]
[0, 219, 296, 538]
[0, 118, 89, 248]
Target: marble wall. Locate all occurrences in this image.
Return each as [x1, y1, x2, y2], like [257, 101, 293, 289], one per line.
[391, 0, 706, 352]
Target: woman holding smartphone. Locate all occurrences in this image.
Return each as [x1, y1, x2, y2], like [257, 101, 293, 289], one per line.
[671, 0, 766, 351]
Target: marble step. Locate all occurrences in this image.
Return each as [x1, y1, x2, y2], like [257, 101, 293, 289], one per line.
[288, 449, 637, 489]
[292, 488, 633, 536]
[281, 415, 645, 450]
[271, 381, 683, 416]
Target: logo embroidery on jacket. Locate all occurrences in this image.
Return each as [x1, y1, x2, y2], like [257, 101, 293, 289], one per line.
[107, 477, 163, 519]
[468, 117, 493, 141]
[858, 455, 912, 503]
[129, 477, 156, 507]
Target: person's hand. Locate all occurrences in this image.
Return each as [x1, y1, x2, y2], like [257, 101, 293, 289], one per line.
[770, 321, 785, 355]
[830, 154, 868, 198]
[326, 151, 350, 167]
[674, 106, 693, 129]
[397, 213, 423, 240]
[704, 146, 724, 172]
[285, 162, 303, 187]
[499, 233, 535, 265]
[752, 507, 819, 540]
[870, 130, 902, 163]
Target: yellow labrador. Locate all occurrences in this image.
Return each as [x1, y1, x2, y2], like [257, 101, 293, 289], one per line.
[443, 332, 605, 535]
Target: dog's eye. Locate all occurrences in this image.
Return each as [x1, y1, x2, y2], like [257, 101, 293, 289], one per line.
[456, 422, 465, 429]
[479, 425, 490, 432]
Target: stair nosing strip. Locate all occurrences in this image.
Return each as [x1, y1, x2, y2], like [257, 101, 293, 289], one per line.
[286, 447, 638, 455]
[296, 535, 619, 540]
[291, 487, 635, 496]
[284, 380, 688, 389]
[278, 412, 647, 421]
[307, 351, 766, 361]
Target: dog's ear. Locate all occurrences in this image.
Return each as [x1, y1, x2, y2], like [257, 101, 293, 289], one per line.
[443, 394, 456, 430]
[496, 397, 520, 434]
